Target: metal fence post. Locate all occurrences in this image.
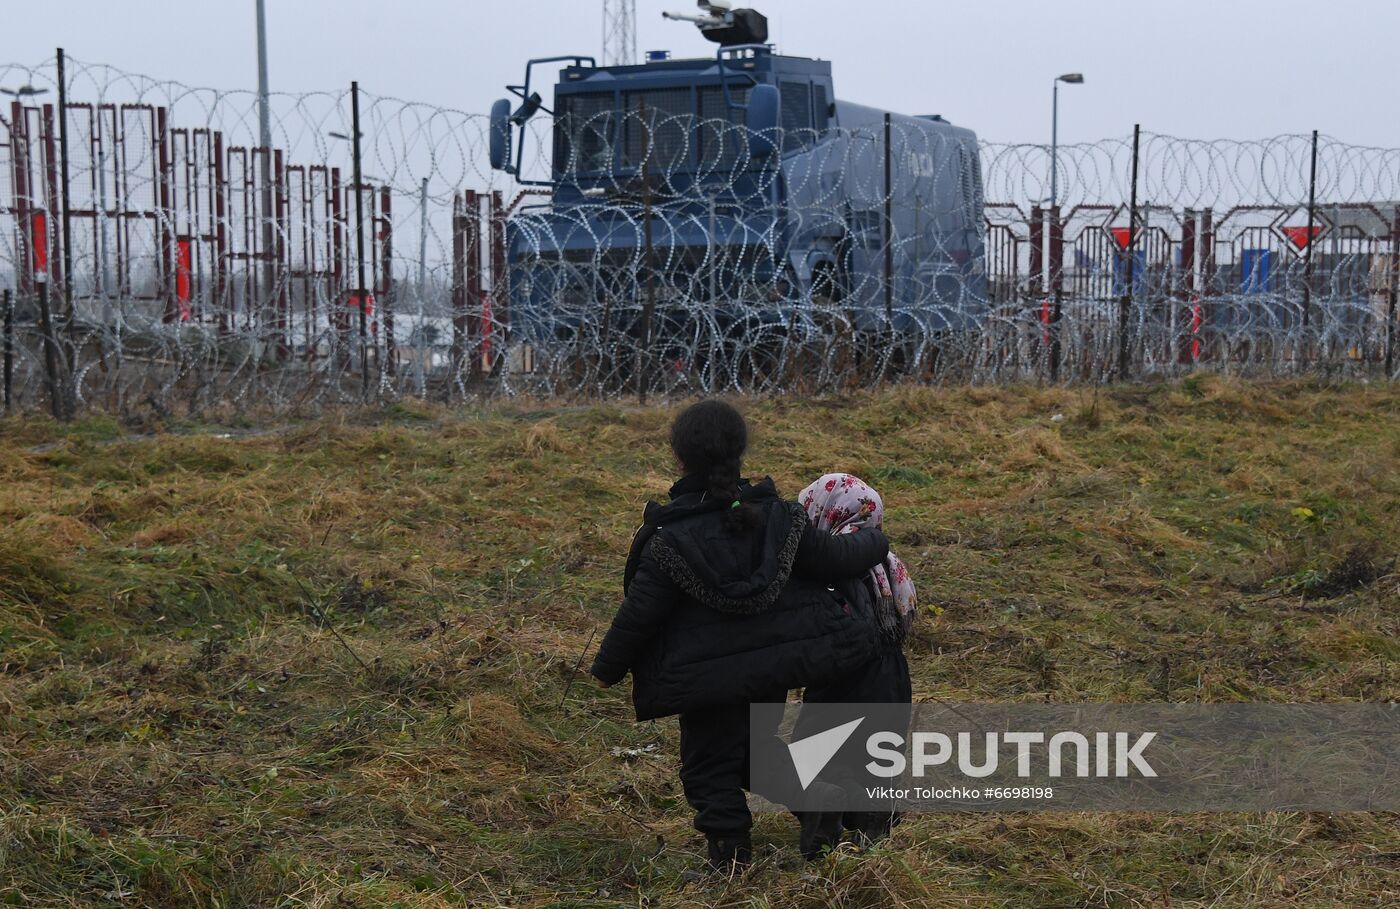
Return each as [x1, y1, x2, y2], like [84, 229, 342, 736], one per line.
[273, 149, 289, 361]
[36, 276, 62, 420]
[419, 178, 429, 295]
[1029, 206, 1044, 378]
[1049, 205, 1064, 382]
[1302, 129, 1318, 339]
[157, 107, 175, 325]
[1029, 205, 1044, 299]
[56, 48, 75, 417]
[1200, 208, 1215, 361]
[417, 178, 429, 391]
[465, 190, 483, 385]
[12, 100, 33, 301]
[380, 186, 395, 379]
[638, 97, 655, 403]
[56, 50, 73, 326]
[883, 112, 893, 325]
[350, 81, 368, 398]
[328, 165, 345, 366]
[1387, 206, 1398, 380]
[1179, 208, 1196, 366]
[489, 191, 505, 378]
[256, 0, 277, 338]
[1117, 124, 1141, 381]
[449, 191, 466, 395]
[3, 288, 11, 411]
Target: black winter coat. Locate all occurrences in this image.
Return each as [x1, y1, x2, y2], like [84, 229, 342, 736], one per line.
[590, 474, 890, 720]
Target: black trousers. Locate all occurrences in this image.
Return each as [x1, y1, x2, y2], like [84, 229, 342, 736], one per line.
[678, 689, 786, 836]
[677, 651, 911, 836]
[797, 647, 912, 826]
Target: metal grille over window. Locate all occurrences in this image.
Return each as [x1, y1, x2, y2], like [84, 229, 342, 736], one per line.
[780, 81, 811, 151]
[698, 85, 750, 171]
[624, 89, 694, 174]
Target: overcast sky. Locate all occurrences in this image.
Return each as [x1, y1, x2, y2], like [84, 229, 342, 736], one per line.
[3, 0, 1396, 147]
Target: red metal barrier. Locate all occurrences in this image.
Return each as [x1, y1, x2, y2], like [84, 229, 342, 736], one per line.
[30, 210, 48, 278]
[174, 237, 192, 321]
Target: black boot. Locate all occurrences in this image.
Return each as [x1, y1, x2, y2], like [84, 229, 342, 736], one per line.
[797, 782, 846, 860]
[706, 832, 752, 873]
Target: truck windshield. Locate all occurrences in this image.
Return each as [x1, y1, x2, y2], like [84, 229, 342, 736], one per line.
[554, 84, 752, 178]
[554, 92, 616, 175]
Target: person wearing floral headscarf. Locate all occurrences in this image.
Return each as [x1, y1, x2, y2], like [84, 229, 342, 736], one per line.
[796, 472, 916, 844]
[799, 473, 917, 646]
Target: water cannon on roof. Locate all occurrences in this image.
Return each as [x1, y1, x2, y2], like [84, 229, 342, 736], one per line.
[662, 1, 768, 47]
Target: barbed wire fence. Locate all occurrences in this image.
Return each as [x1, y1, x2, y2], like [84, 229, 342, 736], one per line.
[2, 53, 1397, 419]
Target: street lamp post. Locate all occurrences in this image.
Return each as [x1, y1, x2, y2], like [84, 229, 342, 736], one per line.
[1048, 73, 1083, 384]
[1050, 72, 1083, 212]
[255, 0, 276, 345]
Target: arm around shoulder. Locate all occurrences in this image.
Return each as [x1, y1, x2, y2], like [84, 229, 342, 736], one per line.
[793, 520, 890, 582]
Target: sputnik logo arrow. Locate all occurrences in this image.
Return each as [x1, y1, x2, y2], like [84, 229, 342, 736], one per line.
[787, 717, 864, 790]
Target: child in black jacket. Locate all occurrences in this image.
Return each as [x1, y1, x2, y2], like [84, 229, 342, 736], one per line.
[590, 401, 889, 870]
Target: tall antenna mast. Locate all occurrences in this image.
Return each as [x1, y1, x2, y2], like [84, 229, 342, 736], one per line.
[602, 0, 637, 66]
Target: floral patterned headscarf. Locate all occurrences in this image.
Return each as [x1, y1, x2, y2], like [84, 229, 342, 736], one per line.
[798, 473, 916, 645]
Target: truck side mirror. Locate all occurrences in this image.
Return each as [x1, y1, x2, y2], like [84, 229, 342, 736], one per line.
[746, 84, 780, 158]
[489, 98, 512, 171]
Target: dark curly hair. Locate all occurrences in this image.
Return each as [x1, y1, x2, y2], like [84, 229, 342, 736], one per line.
[669, 400, 763, 533]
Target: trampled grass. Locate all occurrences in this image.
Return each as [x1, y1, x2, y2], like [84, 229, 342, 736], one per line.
[2, 377, 1398, 906]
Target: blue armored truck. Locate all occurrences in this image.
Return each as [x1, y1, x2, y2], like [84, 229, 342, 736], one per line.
[487, 3, 986, 353]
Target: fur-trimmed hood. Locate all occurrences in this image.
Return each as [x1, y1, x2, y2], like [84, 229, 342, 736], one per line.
[648, 498, 808, 614]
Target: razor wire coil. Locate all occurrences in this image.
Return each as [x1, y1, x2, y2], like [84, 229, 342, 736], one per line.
[1, 55, 1398, 417]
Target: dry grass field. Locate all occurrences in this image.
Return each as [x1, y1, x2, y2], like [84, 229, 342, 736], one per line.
[2, 377, 1399, 907]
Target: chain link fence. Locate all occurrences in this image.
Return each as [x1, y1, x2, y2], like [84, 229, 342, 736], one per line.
[2, 54, 1397, 418]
